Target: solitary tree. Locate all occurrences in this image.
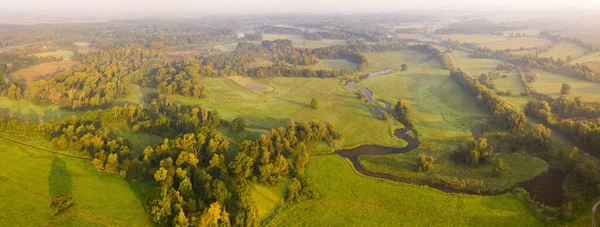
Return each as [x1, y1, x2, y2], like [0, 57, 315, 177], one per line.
[231, 117, 246, 133]
[561, 83, 572, 95]
[401, 64, 409, 71]
[417, 154, 435, 172]
[493, 159, 505, 177]
[310, 97, 319, 109]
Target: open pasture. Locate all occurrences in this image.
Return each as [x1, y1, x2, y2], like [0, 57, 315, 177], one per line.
[529, 69, 600, 102]
[267, 155, 542, 226]
[538, 42, 586, 60]
[0, 134, 153, 226]
[262, 34, 346, 48]
[481, 37, 551, 51]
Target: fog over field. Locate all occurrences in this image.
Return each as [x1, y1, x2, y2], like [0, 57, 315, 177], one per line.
[2, 0, 600, 16]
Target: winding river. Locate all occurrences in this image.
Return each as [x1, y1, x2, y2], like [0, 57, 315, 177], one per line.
[338, 82, 565, 206]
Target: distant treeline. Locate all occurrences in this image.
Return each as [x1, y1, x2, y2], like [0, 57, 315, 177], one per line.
[472, 48, 600, 82]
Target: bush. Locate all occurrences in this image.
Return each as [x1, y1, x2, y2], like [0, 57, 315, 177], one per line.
[50, 195, 75, 216]
[417, 154, 435, 172]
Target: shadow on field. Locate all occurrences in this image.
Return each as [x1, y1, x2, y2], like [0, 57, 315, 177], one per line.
[273, 96, 311, 109]
[48, 157, 73, 197]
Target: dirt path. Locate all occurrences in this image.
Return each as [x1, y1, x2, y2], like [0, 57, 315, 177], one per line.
[0, 134, 88, 159]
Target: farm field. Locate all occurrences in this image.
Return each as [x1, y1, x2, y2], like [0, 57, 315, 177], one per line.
[0, 96, 77, 122]
[570, 51, 600, 64]
[538, 42, 586, 60]
[262, 34, 347, 48]
[267, 155, 542, 226]
[307, 59, 357, 70]
[481, 37, 551, 50]
[436, 34, 508, 44]
[0, 134, 153, 226]
[529, 69, 600, 101]
[359, 50, 429, 74]
[10, 50, 77, 82]
[173, 76, 407, 149]
[395, 34, 440, 43]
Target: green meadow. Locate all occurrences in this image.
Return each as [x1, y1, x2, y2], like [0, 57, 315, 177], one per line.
[529, 69, 600, 102]
[481, 37, 551, 50]
[262, 34, 347, 48]
[538, 42, 586, 60]
[172, 76, 406, 149]
[267, 155, 542, 226]
[0, 134, 153, 226]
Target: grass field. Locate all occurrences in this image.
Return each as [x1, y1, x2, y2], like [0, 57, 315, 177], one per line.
[10, 61, 78, 82]
[32, 50, 74, 61]
[307, 59, 357, 70]
[252, 179, 288, 221]
[227, 75, 275, 92]
[358, 50, 429, 75]
[173, 76, 407, 149]
[0, 96, 77, 123]
[538, 42, 586, 60]
[0, 134, 154, 226]
[570, 51, 600, 64]
[510, 49, 538, 57]
[529, 69, 600, 102]
[246, 58, 273, 68]
[355, 51, 546, 192]
[436, 34, 508, 44]
[481, 37, 551, 51]
[267, 155, 542, 226]
[395, 34, 440, 43]
[262, 34, 346, 48]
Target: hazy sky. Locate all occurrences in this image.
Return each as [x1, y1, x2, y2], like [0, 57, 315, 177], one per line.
[2, 0, 600, 16]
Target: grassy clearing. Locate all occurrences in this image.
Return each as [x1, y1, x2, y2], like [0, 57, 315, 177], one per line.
[262, 34, 346, 48]
[358, 50, 429, 75]
[267, 155, 542, 226]
[0, 96, 77, 123]
[116, 85, 154, 106]
[227, 75, 275, 92]
[246, 58, 273, 68]
[32, 50, 74, 61]
[570, 51, 600, 64]
[481, 37, 551, 51]
[359, 142, 548, 192]
[436, 34, 508, 44]
[359, 53, 487, 139]
[213, 43, 239, 53]
[111, 127, 163, 158]
[0, 134, 154, 226]
[10, 61, 78, 82]
[529, 69, 600, 102]
[173, 76, 406, 149]
[510, 49, 538, 57]
[395, 34, 440, 43]
[453, 51, 526, 95]
[307, 59, 357, 70]
[252, 179, 288, 221]
[538, 42, 586, 60]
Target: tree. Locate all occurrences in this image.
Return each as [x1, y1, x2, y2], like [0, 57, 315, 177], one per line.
[493, 159, 505, 177]
[401, 63, 408, 71]
[231, 117, 246, 133]
[527, 124, 553, 153]
[561, 83, 572, 95]
[310, 97, 319, 109]
[416, 154, 435, 172]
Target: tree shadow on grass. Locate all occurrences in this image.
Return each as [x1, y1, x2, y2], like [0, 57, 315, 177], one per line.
[48, 157, 73, 197]
[272, 96, 311, 109]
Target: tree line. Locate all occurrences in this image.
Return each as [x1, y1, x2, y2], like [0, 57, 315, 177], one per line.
[449, 69, 527, 133]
